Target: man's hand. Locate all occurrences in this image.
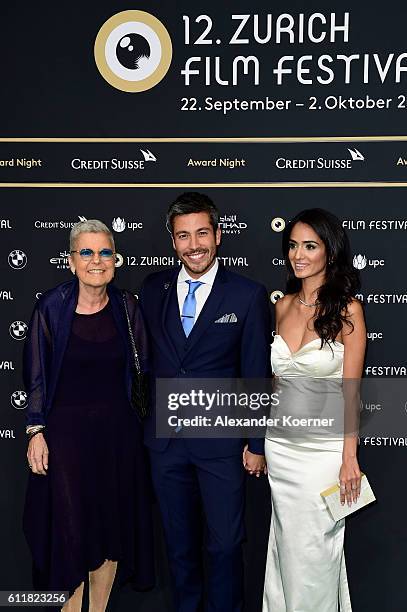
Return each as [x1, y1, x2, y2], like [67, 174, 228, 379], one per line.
[242, 445, 267, 477]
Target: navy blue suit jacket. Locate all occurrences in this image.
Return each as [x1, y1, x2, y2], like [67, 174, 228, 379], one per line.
[139, 264, 271, 458]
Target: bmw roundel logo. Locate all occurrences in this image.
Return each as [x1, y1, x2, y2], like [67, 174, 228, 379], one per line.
[9, 320, 28, 341]
[8, 250, 27, 269]
[11, 390, 27, 409]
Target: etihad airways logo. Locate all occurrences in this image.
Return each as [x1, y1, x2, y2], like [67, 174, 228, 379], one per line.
[50, 251, 70, 270]
[219, 214, 248, 235]
[50, 250, 124, 269]
[275, 148, 365, 170]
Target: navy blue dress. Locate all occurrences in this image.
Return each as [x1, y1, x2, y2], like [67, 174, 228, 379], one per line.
[24, 302, 154, 595]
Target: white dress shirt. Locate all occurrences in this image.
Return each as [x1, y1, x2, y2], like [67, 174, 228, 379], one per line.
[177, 259, 219, 321]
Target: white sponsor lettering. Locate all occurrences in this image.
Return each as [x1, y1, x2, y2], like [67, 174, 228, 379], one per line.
[0, 430, 15, 439]
[365, 366, 407, 376]
[362, 437, 407, 447]
[0, 361, 15, 370]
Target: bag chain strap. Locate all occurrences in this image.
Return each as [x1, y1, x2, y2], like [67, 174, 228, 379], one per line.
[122, 293, 141, 375]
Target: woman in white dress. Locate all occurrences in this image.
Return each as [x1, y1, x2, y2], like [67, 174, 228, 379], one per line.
[263, 208, 366, 612]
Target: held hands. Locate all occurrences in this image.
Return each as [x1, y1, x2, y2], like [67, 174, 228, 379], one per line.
[242, 444, 267, 477]
[27, 433, 49, 476]
[339, 456, 361, 506]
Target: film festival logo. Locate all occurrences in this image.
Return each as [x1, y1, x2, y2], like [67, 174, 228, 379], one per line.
[0, 360, 14, 371]
[343, 219, 407, 230]
[0, 290, 13, 300]
[271, 217, 286, 232]
[8, 250, 27, 270]
[270, 290, 284, 304]
[94, 10, 172, 92]
[115, 253, 124, 267]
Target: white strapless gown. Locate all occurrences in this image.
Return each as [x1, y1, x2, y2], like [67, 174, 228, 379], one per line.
[263, 335, 352, 612]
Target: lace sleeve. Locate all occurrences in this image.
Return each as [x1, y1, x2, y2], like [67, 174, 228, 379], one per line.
[23, 303, 52, 426]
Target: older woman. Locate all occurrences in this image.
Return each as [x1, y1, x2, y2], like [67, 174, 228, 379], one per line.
[23, 220, 154, 611]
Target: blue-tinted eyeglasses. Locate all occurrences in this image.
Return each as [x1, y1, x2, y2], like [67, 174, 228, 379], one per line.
[70, 248, 115, 260]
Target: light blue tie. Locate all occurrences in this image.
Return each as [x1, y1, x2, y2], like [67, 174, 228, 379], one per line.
[181, 280, 203, 337]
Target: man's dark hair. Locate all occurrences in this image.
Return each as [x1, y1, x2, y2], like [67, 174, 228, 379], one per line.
[166, 192, 219, 234]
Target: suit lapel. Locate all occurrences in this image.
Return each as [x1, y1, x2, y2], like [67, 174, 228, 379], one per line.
[182, 265, 227, 361]
[160, 269, 184, 364]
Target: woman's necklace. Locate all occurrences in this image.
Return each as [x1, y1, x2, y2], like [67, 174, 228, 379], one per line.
[298, 294, 318, 308]
[76, 294, 109, 314]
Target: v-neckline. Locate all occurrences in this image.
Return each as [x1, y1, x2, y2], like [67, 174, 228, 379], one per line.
[275, 334, 344, 356]
[275, 334, 321, 356]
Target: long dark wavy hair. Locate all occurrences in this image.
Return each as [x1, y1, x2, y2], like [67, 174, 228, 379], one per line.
[282, 208, 361, 345]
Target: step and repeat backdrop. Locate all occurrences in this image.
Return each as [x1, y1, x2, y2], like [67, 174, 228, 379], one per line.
[1, 2, 406, 610]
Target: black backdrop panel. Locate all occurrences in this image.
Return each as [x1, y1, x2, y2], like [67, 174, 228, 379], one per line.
[2, 1, 407, 137]
[1, 1, 407, 611]
[1, 187, 406, 610]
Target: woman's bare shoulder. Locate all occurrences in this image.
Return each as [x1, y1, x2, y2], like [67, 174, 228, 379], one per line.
[275, 293, 296, 314]
[346, 297, 364, 317]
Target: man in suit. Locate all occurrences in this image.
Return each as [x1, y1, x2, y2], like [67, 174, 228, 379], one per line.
[139, 192, 271, 612]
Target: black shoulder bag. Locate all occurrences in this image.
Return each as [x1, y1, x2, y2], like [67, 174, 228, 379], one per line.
[122, 293, 150, 420]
